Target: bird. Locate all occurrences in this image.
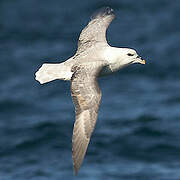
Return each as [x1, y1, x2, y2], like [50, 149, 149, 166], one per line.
[35, 7, 146, 175]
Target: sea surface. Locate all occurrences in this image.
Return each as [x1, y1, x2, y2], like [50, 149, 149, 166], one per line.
[1, 0, 180, 179]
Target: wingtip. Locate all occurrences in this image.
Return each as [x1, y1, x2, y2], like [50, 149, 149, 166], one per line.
[73, 159, 80, 176]
[73, 167, 78, 176]
[91, 7, 114, 20]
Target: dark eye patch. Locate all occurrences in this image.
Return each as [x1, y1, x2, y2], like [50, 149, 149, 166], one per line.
[127, 53, 134, 56]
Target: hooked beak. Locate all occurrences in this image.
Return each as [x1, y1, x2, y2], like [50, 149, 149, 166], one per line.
[140, 59, 146, 64]
[136, 56, 146, 65]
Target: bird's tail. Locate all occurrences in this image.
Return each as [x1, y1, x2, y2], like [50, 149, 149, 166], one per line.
[35, 62, 72, 84]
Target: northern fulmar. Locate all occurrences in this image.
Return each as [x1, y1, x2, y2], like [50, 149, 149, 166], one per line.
[35, 7, 146, 175]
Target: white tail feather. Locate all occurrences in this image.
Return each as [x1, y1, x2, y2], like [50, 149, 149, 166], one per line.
[35, 63, 72, 84]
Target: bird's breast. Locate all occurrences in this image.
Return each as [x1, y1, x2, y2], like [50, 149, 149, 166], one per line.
[99, 65, 113, 76]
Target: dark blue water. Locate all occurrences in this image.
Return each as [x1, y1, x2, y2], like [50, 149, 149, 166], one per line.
[1, 0, 180, 179]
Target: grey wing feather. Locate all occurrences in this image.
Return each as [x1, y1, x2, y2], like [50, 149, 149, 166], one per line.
[71, 61, 107, 175]
[77, 7, 115, 52]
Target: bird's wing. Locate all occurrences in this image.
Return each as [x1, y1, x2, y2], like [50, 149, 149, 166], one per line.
[77, 7, 115, 53]
[71, 60, 107, 175]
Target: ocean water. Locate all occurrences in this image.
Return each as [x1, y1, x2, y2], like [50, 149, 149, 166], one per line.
[1, 0, 180, 179]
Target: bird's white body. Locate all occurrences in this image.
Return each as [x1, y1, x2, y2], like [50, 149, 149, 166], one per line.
[35, 46, 143, 84]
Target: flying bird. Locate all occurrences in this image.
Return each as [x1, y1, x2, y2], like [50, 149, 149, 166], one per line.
[35, 7, 146, 175]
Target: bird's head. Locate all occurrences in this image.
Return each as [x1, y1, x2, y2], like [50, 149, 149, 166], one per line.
[101, 47, 146, 75]
[122, 48, 146, 65]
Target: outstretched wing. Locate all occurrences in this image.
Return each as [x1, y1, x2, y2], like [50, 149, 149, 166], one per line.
[77, 7, 115, 53]
[71, 61, 107, 175]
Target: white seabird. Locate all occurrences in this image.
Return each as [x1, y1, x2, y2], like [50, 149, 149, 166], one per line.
[35, 7, 146, 175]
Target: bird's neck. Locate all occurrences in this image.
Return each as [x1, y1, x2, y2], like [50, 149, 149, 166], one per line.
[102, 47, 128, 73]
[103, 46, 121, 63]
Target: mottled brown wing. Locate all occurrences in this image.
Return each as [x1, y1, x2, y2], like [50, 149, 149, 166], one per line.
[77, 7, 115, 53]
[71, 61, 107, 175]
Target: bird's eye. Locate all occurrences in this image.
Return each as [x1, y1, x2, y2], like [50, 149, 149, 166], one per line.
[127, 53, 134, 56]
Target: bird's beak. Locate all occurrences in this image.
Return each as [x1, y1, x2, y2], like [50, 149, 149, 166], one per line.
[140, 59, 146, 64]
[136, 56, 146, 65]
